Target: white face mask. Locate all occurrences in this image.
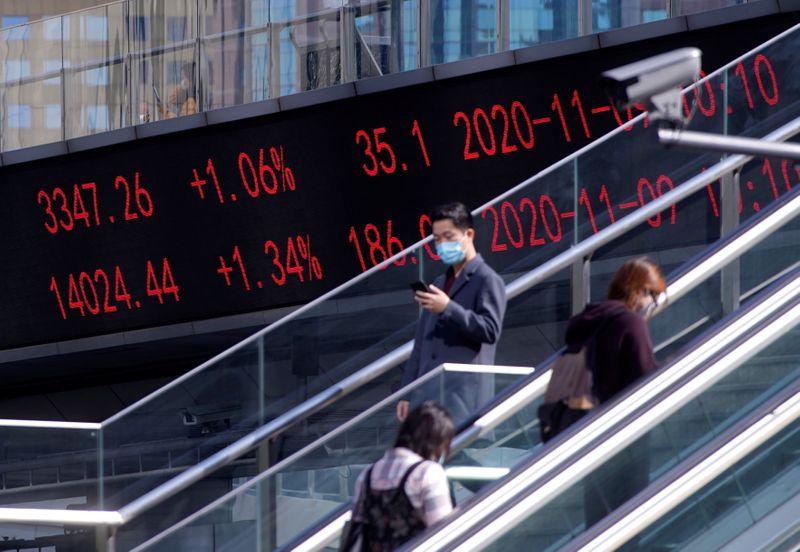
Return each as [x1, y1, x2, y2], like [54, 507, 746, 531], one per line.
[637, 291, 659, 320]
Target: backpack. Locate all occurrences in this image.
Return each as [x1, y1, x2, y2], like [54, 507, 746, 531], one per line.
[347, 460, 427, 552]
[537, 314, 620, 443]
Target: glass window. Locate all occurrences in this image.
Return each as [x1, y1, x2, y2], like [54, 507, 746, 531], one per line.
[131, 15, 147, 41]
[430, 0, 497, 65]
[43, 17, 67, 40]
[3, 60, 31, 83]
[82, 15, 108, 41]
[44, 60, 62, 73]
[509, 0, 559, 48]
[643, 9, 667, 21]
[593, 0, 667, 32]
[2, 16, 28, 40]
[45, 105, 62, 129]
[84, 105, 109, 131]
[43, 59, 63, 86]
[84, 66, 109, 86]
[8, 105, 32, 128]
[168, 16, 188, 42]
[251, 0, 270, 26]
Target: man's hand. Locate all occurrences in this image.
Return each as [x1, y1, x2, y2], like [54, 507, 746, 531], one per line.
[415, 284, 450, 314]
[396, 400, 410, 422]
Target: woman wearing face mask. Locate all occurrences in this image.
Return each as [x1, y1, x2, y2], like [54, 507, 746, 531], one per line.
[565, 257, 665, 406]
[562, 257, 665, 529]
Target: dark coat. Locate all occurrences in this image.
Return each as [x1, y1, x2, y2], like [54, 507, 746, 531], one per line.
[401, 254, 506, 417]
[565, 300, 658, 403]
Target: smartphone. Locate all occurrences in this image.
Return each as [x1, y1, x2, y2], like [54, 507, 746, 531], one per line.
[410, 280, 430, 293]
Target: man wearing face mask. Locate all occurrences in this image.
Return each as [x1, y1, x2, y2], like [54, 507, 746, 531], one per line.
[397, 202, 506, 422]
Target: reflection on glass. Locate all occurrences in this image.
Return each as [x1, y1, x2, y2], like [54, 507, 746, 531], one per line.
[199, 0, 270, 110]
[0, 17, 63, 150]
[429, 0, 497, 65]
[625, 420, 800, 551]
[509, 0, 560, 49]
[0, 423, 99, 535]
[354, 0, 418, 77]
[64, 4, 126, 138]
[679, 0, 743, 16]
[275, 9, 342, 96]
[129, 0, 198, 124]
[593, 0, 667, 33]
[0, 0, 794, 151]
[115, 366, 524, 550]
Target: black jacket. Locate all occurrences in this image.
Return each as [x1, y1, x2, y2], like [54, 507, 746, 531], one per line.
[565, 300, 658, 403]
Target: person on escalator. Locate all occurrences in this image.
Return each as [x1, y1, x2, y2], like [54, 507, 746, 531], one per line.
[561, 257, 665, 528]
[342, 401, 455, 551]
[396, 202, 507, 423]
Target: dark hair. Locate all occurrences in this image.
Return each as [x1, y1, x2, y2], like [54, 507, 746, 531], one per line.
[394, 401, 455, 460]
[430, 202, 473, 231]
[607, 257, 666, 310]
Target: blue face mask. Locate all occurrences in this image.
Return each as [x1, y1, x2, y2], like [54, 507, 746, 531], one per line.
[436, 240, 465, 265]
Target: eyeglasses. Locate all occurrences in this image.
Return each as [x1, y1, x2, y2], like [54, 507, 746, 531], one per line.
[644, 288, 663, 305]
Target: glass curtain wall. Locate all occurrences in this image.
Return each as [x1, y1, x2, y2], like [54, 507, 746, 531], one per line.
[0, 0, 761, 152]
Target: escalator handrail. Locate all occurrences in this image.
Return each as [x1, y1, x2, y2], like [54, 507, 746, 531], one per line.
[561, 375, 800, 551]
[0, 419, 100, 430]
[402, 272, 800, 551]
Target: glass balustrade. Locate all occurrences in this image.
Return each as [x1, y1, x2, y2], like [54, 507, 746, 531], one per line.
[623, 416, 800, 551]
[469, 312, 800, 551]
[0, 423, 99, 509]
[110, 365, 528, 550]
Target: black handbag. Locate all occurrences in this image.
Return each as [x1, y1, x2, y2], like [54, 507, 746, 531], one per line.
[339, 517, 365, 552]
[340, 466, 372, 552]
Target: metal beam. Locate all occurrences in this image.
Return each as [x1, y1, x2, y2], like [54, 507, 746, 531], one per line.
[659, 128, 800, 160]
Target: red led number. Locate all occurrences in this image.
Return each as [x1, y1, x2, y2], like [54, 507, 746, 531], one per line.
[146, 258, 180, 304]
[263, 236, 322, 286]
[115, 172, 154, 221]
[348, 220, 406, 272]
[355, 128, 397, 177]
[49, 259, 178, 320]
[37, 183, 99, 234]
[455, 101, 537, 161]
[481, 197, 563, 253]
[418, 214, 440, 261]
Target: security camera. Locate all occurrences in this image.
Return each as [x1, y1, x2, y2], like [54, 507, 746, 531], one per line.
[600, 47, 702, 125]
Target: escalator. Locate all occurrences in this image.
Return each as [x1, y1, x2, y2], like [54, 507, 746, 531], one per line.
[566, 383, 800, 551]
[397, 266, 800, 551]
[130, 175, 800, 550]
[1, 18, 800, 552]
